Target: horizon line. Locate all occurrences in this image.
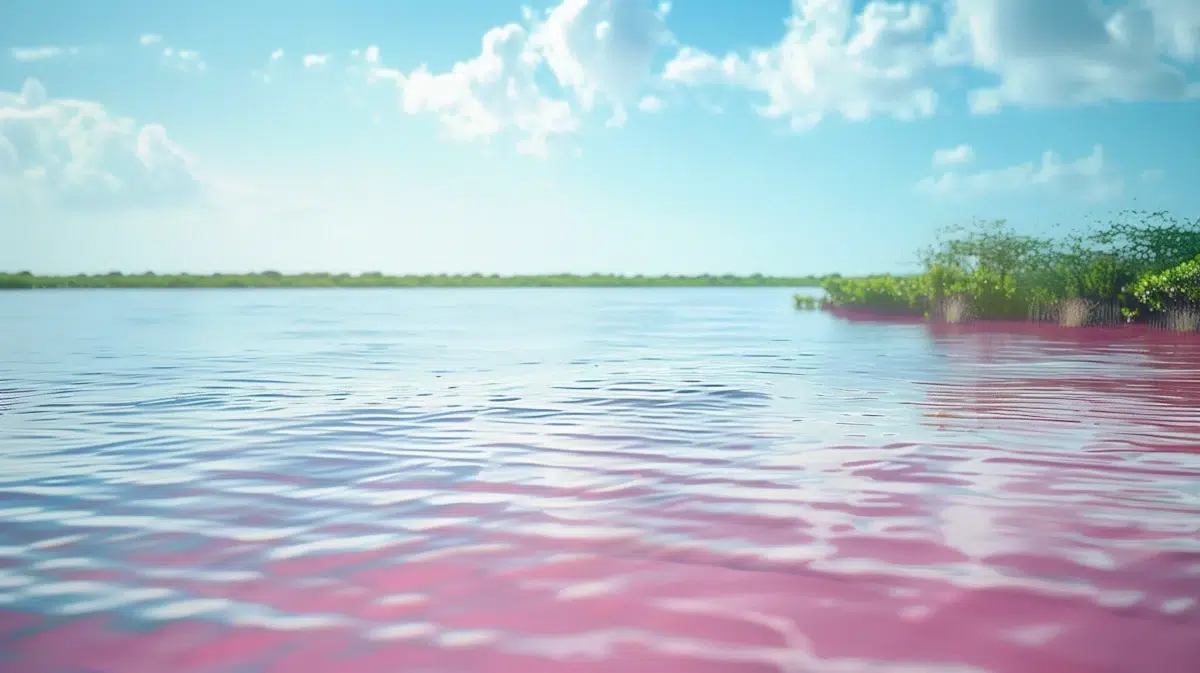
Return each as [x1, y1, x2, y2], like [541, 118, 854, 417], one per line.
[1, 271, 841, 279]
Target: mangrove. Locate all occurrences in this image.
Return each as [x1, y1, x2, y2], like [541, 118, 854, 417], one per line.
[806, 210, 1200, 330]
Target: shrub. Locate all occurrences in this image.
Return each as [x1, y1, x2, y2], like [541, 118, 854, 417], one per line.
[821, 212, 1200, 326]
[822, 274, 927, 315]
[1130, 255, 1200, 313]
[793, 294, 820, 310]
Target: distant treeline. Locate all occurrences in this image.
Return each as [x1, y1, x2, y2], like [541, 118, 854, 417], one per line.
[803, 210, 1200, 331]
[0, 271, 827, 289]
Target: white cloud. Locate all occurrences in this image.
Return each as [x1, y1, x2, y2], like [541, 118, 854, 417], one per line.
[339, 0, 670, 157]
[918, 144, 1124, 201]
[139, 34, 163, 47]
[314, 0, 1195, 150]
[662, 0, 941, 130]
[637, 94, 665, 112]
[1143, 0, 1200, 60]
[932, 143, 974, 168]
[10, 46, 81, 62]
[303, 53, 331, 69]
[526, 0, 672, 114]
[398, 25, 578, 157]
[0, 78, 207, 210]
[661, 0, 1199, 128]
[662, 47, 747, 85]
[938, 0, 1200, 114]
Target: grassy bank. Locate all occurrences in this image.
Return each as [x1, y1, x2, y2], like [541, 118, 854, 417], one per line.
[800, 210, 1200, 330]
[0, 271, 826, 290]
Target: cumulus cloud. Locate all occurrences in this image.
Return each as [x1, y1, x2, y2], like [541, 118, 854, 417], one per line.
[139, 34, 163, 47]
[340, 0, 671, 157]
[399, 26, 579, 157]
[304, 0, 1196, 150]
[938, 0, 1200, 114]
[662, 0, 1199, 128]
[932, 143, 974, 168]
[526, 0, 672, 112]
[662, 0, 941, 130]
[10, 46, 81, 62]
[918, 144, 1124, 201]
[0, 78, 206, 210]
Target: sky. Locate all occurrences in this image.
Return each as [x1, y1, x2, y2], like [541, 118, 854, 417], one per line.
[0, 0, 1198, 276]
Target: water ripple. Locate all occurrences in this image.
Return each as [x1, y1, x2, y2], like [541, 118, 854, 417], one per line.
[1, 288, 1198, 672]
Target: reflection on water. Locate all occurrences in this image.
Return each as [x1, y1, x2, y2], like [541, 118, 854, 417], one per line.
[1, 289, 1198, 673]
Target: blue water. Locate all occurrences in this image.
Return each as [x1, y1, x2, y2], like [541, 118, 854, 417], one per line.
[1, 288, 1198, 673]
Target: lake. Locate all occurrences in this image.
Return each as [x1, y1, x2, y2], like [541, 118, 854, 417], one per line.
[1, 288, 1198, 673]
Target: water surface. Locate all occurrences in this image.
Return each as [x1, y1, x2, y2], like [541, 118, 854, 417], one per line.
[1, 288, 1198, 673]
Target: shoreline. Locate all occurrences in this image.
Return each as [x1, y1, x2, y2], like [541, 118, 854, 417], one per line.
[809, 299, 1200, 334]
[0, 272, 825, 290]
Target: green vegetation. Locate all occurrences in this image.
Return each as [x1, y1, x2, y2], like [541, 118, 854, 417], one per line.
[819, 274, 927, 315]
[0, 270, 825, 290]
[809, 210, 1200, 330]
[793, 294, 821, 310]
[1129, 256, 1200, 313]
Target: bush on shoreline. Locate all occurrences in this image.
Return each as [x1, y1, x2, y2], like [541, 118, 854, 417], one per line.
[811, 211, 1200, 331]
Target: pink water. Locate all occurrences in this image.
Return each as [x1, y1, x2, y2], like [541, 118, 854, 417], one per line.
[1, 289, 1198, 672]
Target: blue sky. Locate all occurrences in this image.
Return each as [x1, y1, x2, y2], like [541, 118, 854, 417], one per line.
[1, 0, 1197, 276]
